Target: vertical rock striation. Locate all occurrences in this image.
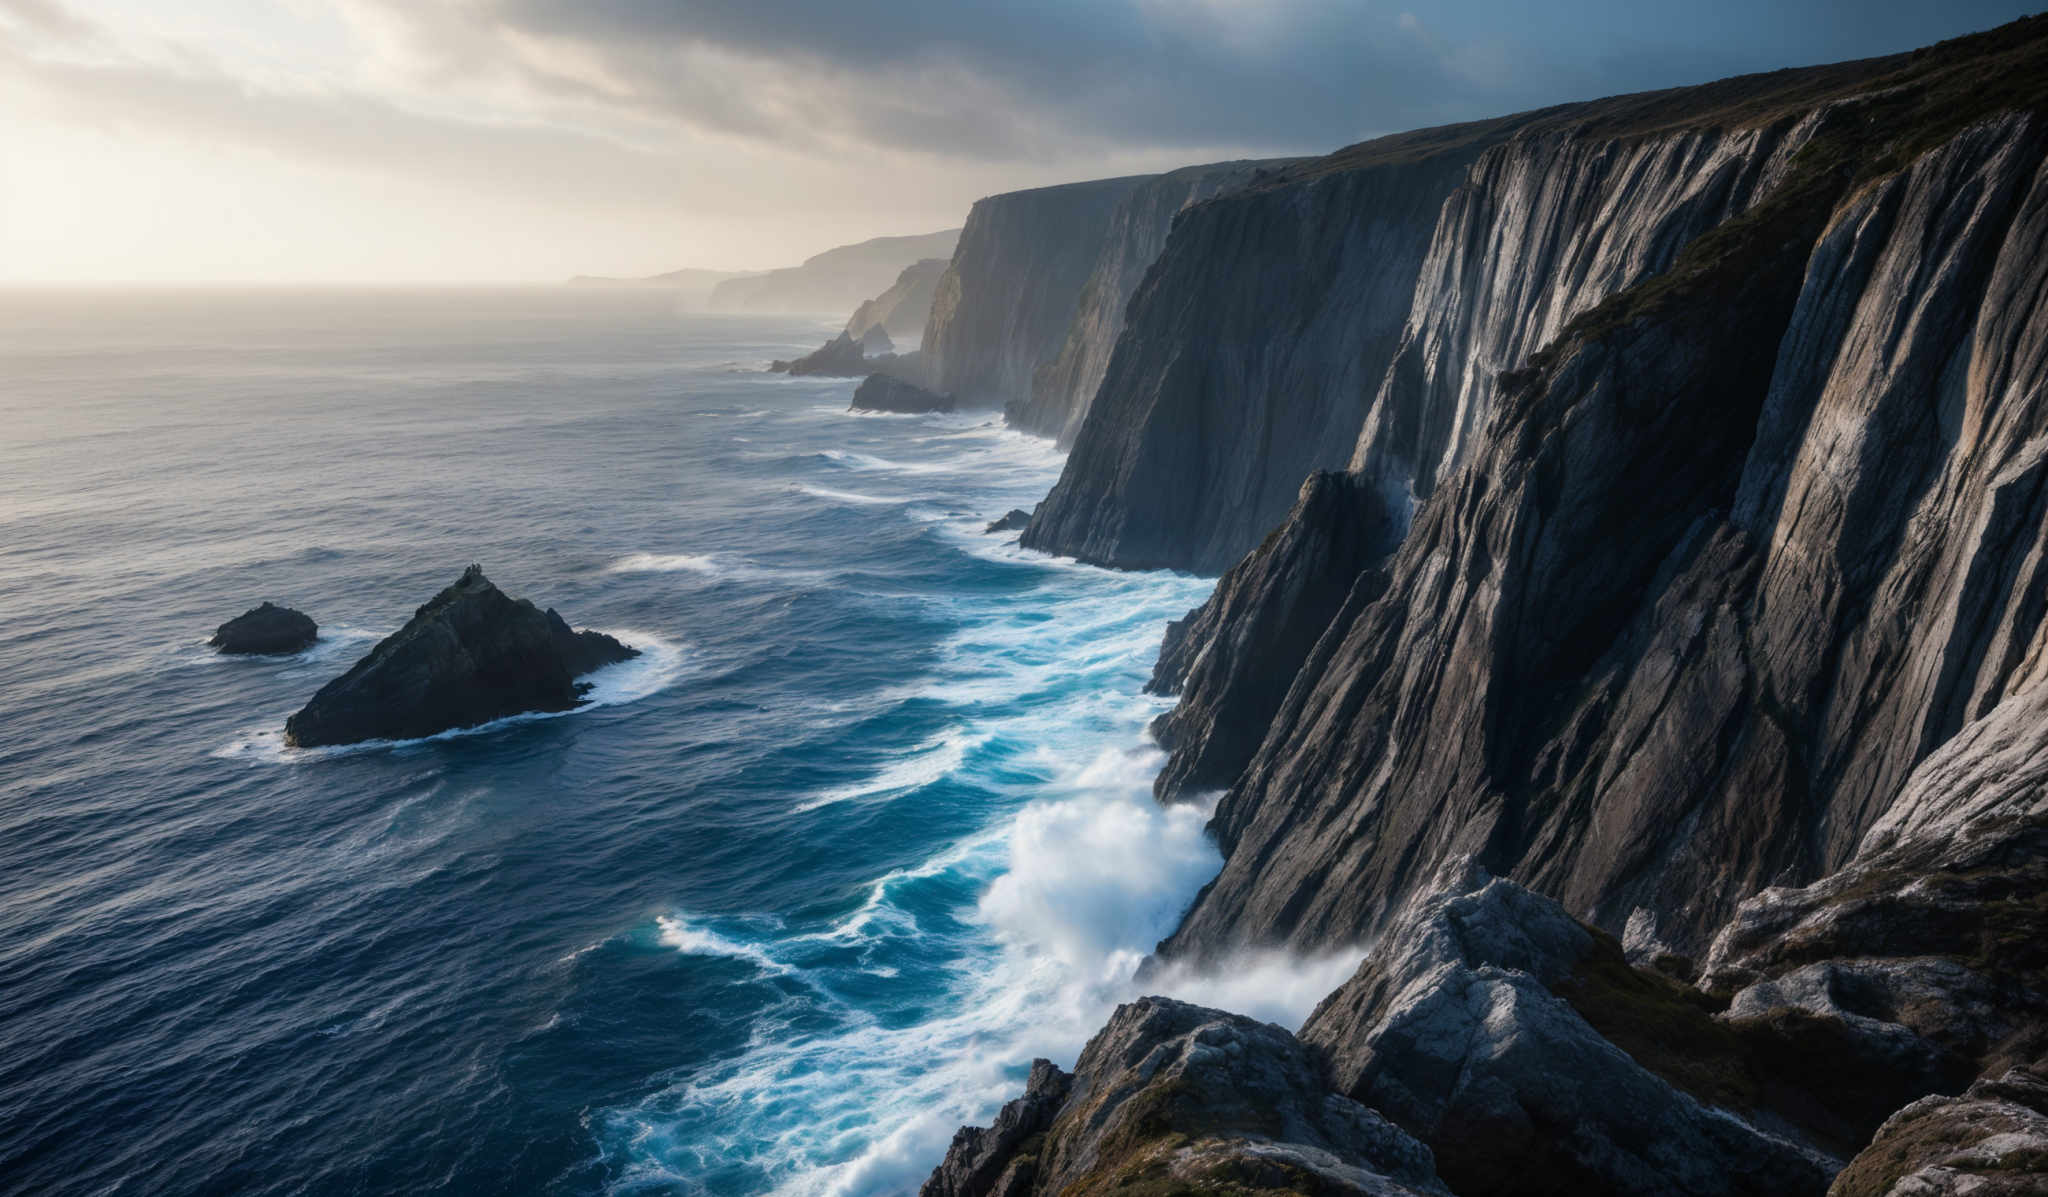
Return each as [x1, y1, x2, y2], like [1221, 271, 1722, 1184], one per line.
[1158, 51, 2048, 962]
[921, 176, 1152, 409]
[1006, 160, 1289, 444]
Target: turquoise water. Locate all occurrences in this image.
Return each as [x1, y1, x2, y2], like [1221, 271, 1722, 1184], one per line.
[0, 288, 1349, 1196]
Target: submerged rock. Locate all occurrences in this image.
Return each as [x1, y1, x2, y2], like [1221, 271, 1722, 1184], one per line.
[922, 996, 1449, 1196]
[849, 373, 954, 414]
[209, 602, 318, 655]
[984, 509, 1032, 534]
[283, 566, 636, 748]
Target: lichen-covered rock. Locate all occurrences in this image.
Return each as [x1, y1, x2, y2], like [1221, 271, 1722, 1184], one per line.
[1828, 1060, 2048, 1197]
[283, 566, 635, 747]
[923, 997, 1449, 1197]
[209, 601, 317, 655]
[1299, 857, 1839, 1197]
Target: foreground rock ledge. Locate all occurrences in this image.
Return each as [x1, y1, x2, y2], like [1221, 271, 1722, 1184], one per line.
[210, 602, 318, 655]
[283, 565, 636, 747]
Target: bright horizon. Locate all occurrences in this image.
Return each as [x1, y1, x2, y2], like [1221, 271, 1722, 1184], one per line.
[3, 0, 2039, 285]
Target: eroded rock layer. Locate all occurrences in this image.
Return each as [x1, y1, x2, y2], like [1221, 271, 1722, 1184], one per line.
[1155, 30, 2048, 963]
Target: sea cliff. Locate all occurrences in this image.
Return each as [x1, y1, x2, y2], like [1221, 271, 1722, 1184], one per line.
[924, 16, 2048, 1196]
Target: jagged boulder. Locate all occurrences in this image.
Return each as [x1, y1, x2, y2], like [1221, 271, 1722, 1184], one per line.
[850, 373, 954, 414]
[1829, 1058, 2048, 1196]
[1299, 857, 1840, 1197]
[985, 509, 1033, 535]
[209, 602, 317, 655]
[283, 566, 636, 747]
[923, 997, 1448, 1197]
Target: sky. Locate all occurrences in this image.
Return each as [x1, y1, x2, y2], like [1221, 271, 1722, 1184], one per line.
[1, 0, 2039, 283]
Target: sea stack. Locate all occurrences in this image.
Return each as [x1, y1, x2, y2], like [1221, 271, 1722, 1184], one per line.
[209, 602, 318, 655]
[849, 373, 954, 414]
[283, 565, 637, 748]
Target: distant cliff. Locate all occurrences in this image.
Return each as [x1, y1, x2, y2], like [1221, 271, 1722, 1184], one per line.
[565, 267, 760, 308]
[920, 177, 1152, 409]
[1005, 160, 1290, 443]
[708, 229, 960, 315]
[844, 258, 949, 345]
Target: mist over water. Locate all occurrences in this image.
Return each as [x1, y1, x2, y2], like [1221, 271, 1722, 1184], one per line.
[0, 289, 1358, 1196]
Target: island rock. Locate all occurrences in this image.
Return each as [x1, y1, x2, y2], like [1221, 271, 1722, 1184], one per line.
[209, 602, 318, 655]
[283, 566, 636, 748]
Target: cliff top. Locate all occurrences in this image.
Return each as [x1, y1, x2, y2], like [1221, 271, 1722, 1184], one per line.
[1270, 13, 2048, 189]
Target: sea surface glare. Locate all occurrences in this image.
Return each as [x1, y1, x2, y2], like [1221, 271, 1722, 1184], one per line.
[0, 288, 1350, 1196]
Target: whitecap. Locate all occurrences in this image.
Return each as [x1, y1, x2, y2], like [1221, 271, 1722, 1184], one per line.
[795, 727, 988, 812]
[655, 915, 791, 977]
[212, 630, 688, 764]
[607, 552, 724, 576]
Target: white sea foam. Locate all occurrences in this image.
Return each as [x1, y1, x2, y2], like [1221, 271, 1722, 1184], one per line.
[794, 726, 987, 812]
[212, 630, 688, 764]
[792, 485, 912, 507]
[608, 552, 723, 575]
[656, 916, 792, 977]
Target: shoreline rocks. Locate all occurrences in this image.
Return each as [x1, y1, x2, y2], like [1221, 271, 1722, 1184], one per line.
[850, 373, 954, 414]
[209, 602, 317, 655]
[283, 566, 636, 748]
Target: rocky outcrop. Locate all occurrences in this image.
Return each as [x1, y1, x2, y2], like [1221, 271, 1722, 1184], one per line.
[770, 331, 869, 376]
[847, 258, 948, 345]
[1148, 471, 1396, 800]
[984, 509, 1032, 535]
[1828, 1060, 2048, 1197]
[1004, 160, 1287, 443]
[209, 602, 317, 655]
[709, 229, 959, 315]
[1151, 27, 2048, 963]
[921, 176, 1152, 410]
[850, 374, 954, 414]
[1299, 857, 1839, 1197]
[923, 997, 1448, 1197]
[283, 566, 636, 748]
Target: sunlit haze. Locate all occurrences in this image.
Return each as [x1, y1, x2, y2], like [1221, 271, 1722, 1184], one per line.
[3, 0, 2037, 282]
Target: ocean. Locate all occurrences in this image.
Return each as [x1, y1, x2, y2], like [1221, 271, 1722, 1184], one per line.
[0, 287, 1353, 1196]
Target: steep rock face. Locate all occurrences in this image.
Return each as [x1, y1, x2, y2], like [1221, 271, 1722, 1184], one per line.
[1157, 68, 2048, 963]
[846, 257, 948, 344]
[1006, 160, 1286, 444]
[284, 566, 636, 748]
[921, 177, 1151, 410]
[921, 997, 1448, 1197]
[1699, 679, 2048, 1084]
[1297, 858, 1838, 1197]
[1021, 130, 1498, 573]
[1148, 471, 1395, 800]
[1022, 52, 1932, 574]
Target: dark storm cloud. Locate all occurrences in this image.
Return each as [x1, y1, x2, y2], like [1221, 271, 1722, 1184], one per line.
[371, 0, 2047, 162]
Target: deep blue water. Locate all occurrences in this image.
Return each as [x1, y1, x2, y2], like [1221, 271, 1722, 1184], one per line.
[0, 288, 1351, 1196]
